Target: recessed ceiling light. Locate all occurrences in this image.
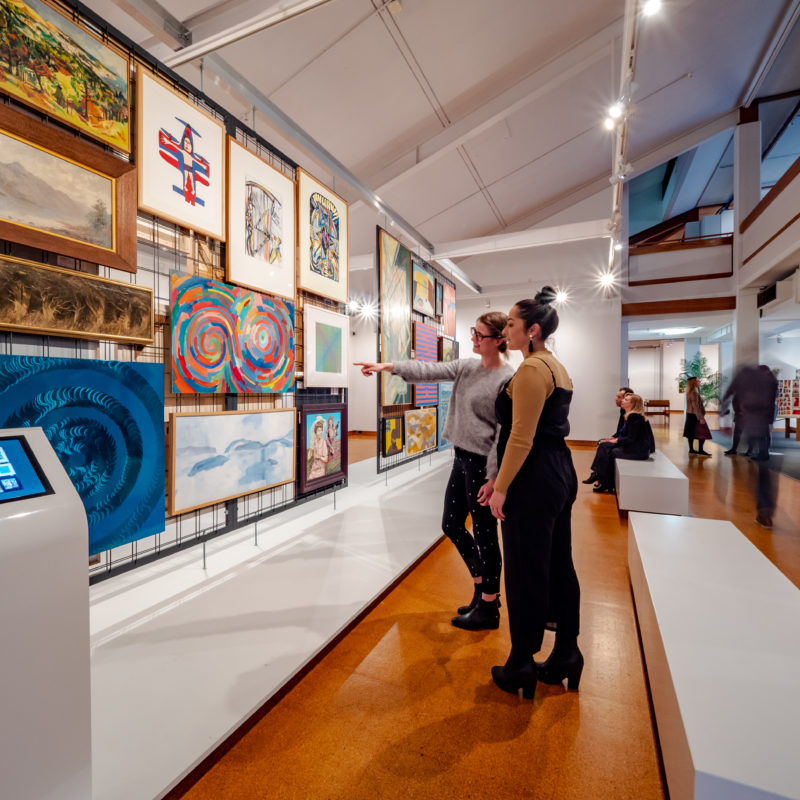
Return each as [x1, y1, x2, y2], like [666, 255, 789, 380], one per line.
[649, 327, 700, 336]
[643, 0, 662, 17]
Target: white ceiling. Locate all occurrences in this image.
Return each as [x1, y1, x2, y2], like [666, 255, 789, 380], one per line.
[90, 0, 800, 308]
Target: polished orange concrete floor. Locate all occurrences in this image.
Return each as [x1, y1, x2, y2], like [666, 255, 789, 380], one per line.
[169, 424, 798, 799]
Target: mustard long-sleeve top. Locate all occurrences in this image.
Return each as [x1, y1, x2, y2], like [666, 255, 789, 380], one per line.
[493, 351, 573, 494]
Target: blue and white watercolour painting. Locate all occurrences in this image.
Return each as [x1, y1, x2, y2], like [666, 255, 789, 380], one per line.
[171, 409, 295, 515]
[0, 354, 164, 555]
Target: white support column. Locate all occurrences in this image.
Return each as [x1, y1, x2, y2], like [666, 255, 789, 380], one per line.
[620, 320, 630, 387]
[733, 113, 762, 366]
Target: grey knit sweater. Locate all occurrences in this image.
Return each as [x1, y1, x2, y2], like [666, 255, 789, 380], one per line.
[392, 358, 514, 478]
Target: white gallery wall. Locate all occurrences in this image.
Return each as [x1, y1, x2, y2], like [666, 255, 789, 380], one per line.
[347, 314, 379, 432]
[760, 335, 800, 379]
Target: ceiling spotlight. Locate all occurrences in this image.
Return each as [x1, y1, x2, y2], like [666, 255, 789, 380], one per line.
[603, 117, 616, 131]
[643, 0, 662, 16]
[608, 102, 623, 119]
[599, 273, 615, 288]
[614, 242, 623, 251]
[347, 300, 361, 313]
[555, 290, 568, 305]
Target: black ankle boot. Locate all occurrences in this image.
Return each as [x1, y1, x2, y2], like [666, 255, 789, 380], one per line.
[581, 472, 599, 485]
[451, 597, 500, 630]
[536, 640, 584, 690]
[491, 655, 537, 698]
[457, 584, 482, 615]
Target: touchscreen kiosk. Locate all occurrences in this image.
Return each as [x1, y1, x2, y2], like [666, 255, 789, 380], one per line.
[0, 427, 91, 800]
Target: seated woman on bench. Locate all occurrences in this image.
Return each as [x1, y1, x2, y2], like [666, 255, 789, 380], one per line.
[584, 393, 655, 493]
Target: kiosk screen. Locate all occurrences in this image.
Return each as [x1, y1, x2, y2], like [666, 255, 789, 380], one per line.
[0, 436, 54, 504]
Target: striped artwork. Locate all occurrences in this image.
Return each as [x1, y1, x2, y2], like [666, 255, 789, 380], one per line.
[413, 321, 438, 406]
[171, 273, 295, 393]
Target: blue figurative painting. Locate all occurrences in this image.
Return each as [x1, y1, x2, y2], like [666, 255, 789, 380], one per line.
[171, 409, 294, 514]
[0, 354, 164, 555]
[438, 382, 453, 450]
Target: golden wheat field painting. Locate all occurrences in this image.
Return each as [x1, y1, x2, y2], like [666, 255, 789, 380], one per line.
[0, 255, 153, 344]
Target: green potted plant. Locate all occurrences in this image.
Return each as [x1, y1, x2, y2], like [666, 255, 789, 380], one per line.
[676, 352, 721, 408]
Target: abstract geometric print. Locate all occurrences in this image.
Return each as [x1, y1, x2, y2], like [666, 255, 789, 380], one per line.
[0, 354, 164, 555]
[378, 228, 411, 405]
[412, 321, 438, 406]
[405, 407, 437, 455]
[302, 304, 348, 388]
[310, 192, 339, 280]
[171, 273, 295, 393]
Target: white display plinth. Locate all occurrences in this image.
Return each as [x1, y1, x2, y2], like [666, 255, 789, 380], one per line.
[629, 512, 800, 800]
[0, 427, 91, 800]
[616, 450, 688, 515]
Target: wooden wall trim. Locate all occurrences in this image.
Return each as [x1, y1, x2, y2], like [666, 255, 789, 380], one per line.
[740, 151, 800, 233]
[741, 210, 800, 266]
[629, 236, 732, 256]
[621, 297, 737, 317]
[628, 271, 733, 287]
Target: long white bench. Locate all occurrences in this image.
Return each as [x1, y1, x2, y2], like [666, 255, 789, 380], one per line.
[615, 449, 688, 515]
[628, 512, 800, 800]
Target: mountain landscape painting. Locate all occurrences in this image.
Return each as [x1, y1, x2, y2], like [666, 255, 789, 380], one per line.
[170, 409, 295, 514]
[0, 0, 130, 151]
[0, 129, 113, 249]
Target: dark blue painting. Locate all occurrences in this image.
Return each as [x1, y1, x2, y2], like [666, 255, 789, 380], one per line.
[0, 355, 164, 554]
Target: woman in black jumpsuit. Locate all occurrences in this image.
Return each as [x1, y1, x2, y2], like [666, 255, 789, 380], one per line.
[479, 288, 582, 699]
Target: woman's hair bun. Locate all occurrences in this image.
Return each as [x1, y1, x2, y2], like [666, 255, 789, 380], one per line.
[535, 285, 557, 305]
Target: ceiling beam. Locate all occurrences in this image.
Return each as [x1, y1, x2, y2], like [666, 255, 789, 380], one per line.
[434, 220, 611, 260]
[112, 0, 191, 48]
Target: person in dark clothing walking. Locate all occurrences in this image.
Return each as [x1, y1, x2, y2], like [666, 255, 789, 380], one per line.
[478, 288, 581, 699]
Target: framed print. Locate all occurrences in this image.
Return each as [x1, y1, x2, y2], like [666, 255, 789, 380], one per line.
[437, 382, 454, 450]
[435, 280, 444, 316]
[381, 415, 404, 457]
[0, 103, 136, 272]
[405, 407, 437, 455]
[303, 304, 349, 388]
[296, 168, 349, 303]
[438, 336, 458, 363]
[412, 321, 438, 406]
[170, 408, 295, 515]
[299, 403, 348, 494]
[171, 272, 295, 394]
[0, 0, 131, 152]
[0, 254, 152, 344]
[0, 354, 164, 555]
[378, 227, 411, 405]
[442, 282, 456, 337]
[227, 137, 295, 300]
[412, 259, 435, 317]
[137, 66, 225, 240]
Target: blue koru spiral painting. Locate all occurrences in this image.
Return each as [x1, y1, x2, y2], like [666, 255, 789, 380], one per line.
[0, 355, 165, 555]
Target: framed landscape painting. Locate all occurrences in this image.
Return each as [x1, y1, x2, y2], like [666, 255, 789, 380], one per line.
[0, 103, 137, 272]
[0, 0, 131, 152]
[405, 407, 437, 455]
[171, 272, 295, 394]
[137, 66, 225, 240]
[303, 304, 349, 388]
[381, 415, 404, 457]
[0, 354, 164, 555]
[227, 137, 295, 300]
[412, 260, 435, 317]
[299, 403, 348, 494]
[0, 255, 153, 344]
[378, 228, 411, 406]
[296, 168, 349, 303]
[170, 408, 295, 515]
[439, 336, 458, 362]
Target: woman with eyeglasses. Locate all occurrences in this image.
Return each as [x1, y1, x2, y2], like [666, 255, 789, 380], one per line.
[355, 312, 513, 630]
[479, 288, 582, 699]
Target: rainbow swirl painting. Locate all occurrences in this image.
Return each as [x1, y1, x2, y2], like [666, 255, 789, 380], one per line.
[171, 273, 295, 393]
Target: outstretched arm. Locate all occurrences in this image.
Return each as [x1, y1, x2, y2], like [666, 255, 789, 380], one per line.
[354, 362, 394, 376]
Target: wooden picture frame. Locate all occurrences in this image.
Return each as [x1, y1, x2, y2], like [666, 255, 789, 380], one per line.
[0, 254, 153, 344]
[0, 0, 131, 153]
[136, 66, 226, 240]
[169, 408, 296, 515]
[296, 168, 349, 303]
[299, 402, 348, 494]
[226, 137, 296, 300]
[412, 259, 435, 317]
[0, 103, 136, 272]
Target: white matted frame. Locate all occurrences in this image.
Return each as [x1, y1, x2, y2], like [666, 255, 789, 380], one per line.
[303, 304, 349, 388]
[296, 168, 349, 303]
[137, 66, 225, 240]
[226, 137, 296, 299]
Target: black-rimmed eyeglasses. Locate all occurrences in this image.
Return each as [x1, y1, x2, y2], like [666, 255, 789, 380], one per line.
[470, 327, 501, 341]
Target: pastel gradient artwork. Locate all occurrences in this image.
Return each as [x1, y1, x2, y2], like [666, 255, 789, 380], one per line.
[0, 354, 164, 555]
[171, 273, 295, 393]
[302, 304, 348, 388]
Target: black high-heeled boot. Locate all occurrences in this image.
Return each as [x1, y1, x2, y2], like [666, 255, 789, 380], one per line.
[536, 637, 584, 690]
[451, 597, 500, 630]
[581, 471, 599, 485]
[457, 583, 481, 615]
[491, 653, 537, 699]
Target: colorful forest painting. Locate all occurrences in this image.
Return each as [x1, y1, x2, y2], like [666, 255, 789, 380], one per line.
[0, 0, 130, 151]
